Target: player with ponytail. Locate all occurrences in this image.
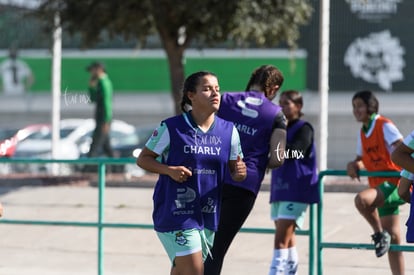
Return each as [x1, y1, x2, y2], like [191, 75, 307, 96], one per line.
[137, 71, 246, 275]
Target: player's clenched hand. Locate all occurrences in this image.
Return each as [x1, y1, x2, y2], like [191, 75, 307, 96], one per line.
[231, 155, 247, 182]
[168, 166, 192, 183]
[346, 161, 360, 181]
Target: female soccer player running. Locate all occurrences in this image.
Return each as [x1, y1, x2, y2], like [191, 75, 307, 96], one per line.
[137, 71, 247, 275]
[268, 90, 319, 275]
[204, 65, 286, 275]
[347, 90, 405, 275]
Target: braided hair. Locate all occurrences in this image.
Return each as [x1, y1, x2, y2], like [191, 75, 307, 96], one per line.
[245, 65, 284, 97]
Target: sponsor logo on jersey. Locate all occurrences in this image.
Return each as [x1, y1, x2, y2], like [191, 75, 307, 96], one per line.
[234, 122, 258, 136]
[174, 187, 196, 210]
[236, 96, 264, 118]
[184, 145, 221, 155]
[273, 177, 289, 190]
[201, 197, 217, 214]
[183, 133, 224, 155]
[191, 167, 216, 175]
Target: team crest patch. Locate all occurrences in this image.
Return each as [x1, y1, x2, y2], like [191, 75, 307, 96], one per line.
[152, 129, 158, 137]
[175, 232, 188, 246]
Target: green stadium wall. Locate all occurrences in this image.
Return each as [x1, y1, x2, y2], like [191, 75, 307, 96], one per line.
[0, 50, 306, 93]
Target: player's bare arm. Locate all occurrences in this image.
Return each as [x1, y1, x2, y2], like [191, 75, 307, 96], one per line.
[392, 143, 414, 174]
[268, 128, 286, 168]
[347, 156, 363, 181]
[137, 147, 192, 183]
[398, 177, 412, 204]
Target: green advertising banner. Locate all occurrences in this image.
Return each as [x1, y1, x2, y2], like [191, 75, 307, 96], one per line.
[0, 49, 306, 94]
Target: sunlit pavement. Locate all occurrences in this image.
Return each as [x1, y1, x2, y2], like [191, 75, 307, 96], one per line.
[0, 182, 412, 275]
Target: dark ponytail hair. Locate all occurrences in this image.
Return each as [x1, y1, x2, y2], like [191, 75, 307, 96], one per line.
[180, 71, 217, 112]
[281, 90, 304, 117]
[245, 65, 284, 97]
[352, 90, 379, 115]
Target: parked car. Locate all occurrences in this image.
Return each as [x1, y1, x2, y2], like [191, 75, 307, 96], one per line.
[77, 124, 155, 176]
[111, 125, 156, 178]
[0, 124, 50, 157]
[0, 124, 51, 175]
[13, 119, 137, 174]
[0, 128, 19, 158]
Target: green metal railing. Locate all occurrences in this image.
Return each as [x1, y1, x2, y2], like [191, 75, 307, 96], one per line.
[317, 170, 414, 275]
[0, 158, 317, 275]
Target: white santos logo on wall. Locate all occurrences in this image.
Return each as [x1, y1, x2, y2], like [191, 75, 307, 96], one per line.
[346, 0, 402, 20]
[344, 30, 405, 91]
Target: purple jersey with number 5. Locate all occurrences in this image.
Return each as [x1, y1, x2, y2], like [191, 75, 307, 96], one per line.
[218, 91, 282, 195]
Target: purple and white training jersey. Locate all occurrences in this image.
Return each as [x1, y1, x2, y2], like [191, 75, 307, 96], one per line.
[218, 91, 283, 195]
[271, 120, 319, 204]
[146, 112, 243, 232]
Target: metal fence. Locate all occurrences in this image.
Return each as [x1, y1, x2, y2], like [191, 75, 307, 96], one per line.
[0, 158, 317, 275]
[317, 170, 414, 275]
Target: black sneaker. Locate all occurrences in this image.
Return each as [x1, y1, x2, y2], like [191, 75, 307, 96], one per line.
[371, 230, 391, 257]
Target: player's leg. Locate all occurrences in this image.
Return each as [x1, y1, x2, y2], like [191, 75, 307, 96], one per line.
[269, 202, 307, 275]
[204, 184, 256, 275]
[354, 187, 385, 233]
[381, 213, 405, 275]
[286, 234, 299, 275]
[270, 219, 296, 275]
[379, 184, 406, 274]
[173, 251, 204, 275]
[173, 229, 214, 275]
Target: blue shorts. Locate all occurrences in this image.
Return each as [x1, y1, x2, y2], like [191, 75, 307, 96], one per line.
[271, 201, 308, 229]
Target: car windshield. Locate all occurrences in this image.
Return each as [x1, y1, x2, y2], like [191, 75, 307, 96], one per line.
[27, 128, 75, 140]
[40, 128, 75, 140]
[110, 130, 139, 147]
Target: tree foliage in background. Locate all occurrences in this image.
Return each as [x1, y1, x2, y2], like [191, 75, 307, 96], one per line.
[37, 0, 313, 114]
